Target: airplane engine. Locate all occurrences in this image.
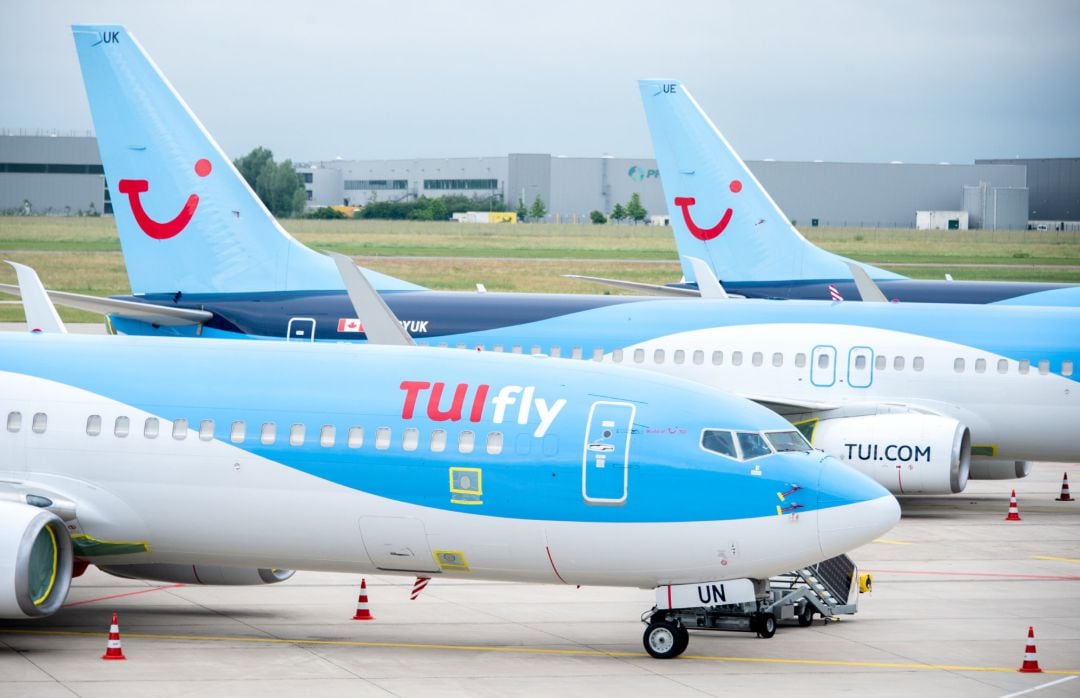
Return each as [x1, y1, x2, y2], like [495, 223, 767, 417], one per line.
[811, 414, 971, 494]
[0, 501, 74, 619]
[969, 460, 1033, 480]
[98, 563, 295, 585]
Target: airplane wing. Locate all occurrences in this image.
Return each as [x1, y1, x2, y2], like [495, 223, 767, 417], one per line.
[0, 283, 212, 326]
[4, 262, 67, 333]
[562, 275, 704, 297]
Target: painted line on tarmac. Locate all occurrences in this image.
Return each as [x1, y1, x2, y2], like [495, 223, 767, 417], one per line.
[865, 568, 1080, 581]
[873, 539, 913, 545]
[1032, 556, 1080, 564]
[62, 584, 184, 607]
[998, 675, 1077, 697]
[1, 628, 1078, 675]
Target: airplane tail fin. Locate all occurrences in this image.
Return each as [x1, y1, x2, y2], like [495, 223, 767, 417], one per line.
[72, 25, 423, 295]
[638, 80, 902, 284]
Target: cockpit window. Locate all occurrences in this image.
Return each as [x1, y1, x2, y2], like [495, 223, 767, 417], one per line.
[737, 431, 773, 460]
[701, 430, 737, 458]
[765, 430, 812, 453]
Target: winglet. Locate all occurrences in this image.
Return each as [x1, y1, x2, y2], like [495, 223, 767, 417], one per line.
[685, 257, 729, 300]
[5, 262, 67, 333]
[329, 253, 415, 346]
[845, 262, 888, 302]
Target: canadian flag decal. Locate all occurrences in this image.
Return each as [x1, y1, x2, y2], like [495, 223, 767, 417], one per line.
[338, 318, 364, 333]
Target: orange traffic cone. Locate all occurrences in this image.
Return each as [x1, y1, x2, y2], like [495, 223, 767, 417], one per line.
[1018, 626, 1043, 673]
[101, 612, 126, 660]
[1005, 490, 1022, 521]
[352, 578, 374, 620]
[1056, 473, 1073, 502]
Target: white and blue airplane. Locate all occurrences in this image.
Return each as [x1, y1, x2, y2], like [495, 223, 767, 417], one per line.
[621, 79, 1080, 307]
[6, 25, 1078, 498]
[0, 264, 898, 659]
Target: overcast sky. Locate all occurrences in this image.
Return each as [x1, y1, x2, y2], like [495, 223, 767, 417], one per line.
[3, 1, 1078, 165]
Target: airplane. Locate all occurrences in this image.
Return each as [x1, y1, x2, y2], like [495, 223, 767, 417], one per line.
[4, 25, 1078, 497]
[0, 261, 900, 660]
[611, 79, 1080, 307]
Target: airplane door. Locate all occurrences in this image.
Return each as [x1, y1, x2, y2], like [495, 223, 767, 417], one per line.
[810, 345, 837, 387]
[359, 516, 440, 573]
[287, 317, 316, 342]
[847, 346, 874, 388]
[582, 401, 635, 505]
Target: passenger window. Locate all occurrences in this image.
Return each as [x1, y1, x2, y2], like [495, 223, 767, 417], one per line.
[486, 431, 503, 455]
[1019, 359, 1030, 374]
[893, 356, 905, 371]
[549, 346, 561, 358]
[511, 345, 522, 354]
[320, 425, 335, 447]
[737, 432, 773, 459]
[1038, 359, 1049, 375]
[199, 419, 214, 441]
[612, 348, 623, 363]
[693, 350, 704, 365]
[530, 345, 542, 355]
[675, 349, 686, 364]
[653, 349, 665, 364]
[375, 427, 391, 450]
[875, 355, 886, 370]
[711, 350, 723, 366]
[289, 423, 305, 446]
[261, 422, 277, 445]
[230, 421, 245, 443]
[854, 355, 867, 370]
[32, 412, 48, 434]
[913, 357, 925, 372]
[113, 416, 129, 438]
[766, 430, 812, 453]
[6, 411, 21, 433]
[795, 353, 806, 368]
[954, 358, 965, 373]
[701, 430, 737, 458]
[816, 353, 828, 369]
[402, 428, 419, 451]
[430, 429, 446, 452]
[492, 344, 504, 353]
[633, 348, 645, 364]
[592, 347, 604, 362]
[974, 358, 986, 374]
[86, 414, 101, 436]
[1064, 360, 1074, 377]
[144, 418, 159, 439]
[733, 351, 744, 367]
[997, 359, 1009, 374]
[172, 418, 188, 440]
[772, 352, 783, 368]
[455, 343, 467, 350]
[571, 346, 583, 360]
[752, 352, 763, 367]
[347, 426, 363, 448]
[458, 430, 475, 454]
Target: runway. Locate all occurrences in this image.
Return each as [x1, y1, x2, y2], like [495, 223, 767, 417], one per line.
[2, 464, 1077, 697]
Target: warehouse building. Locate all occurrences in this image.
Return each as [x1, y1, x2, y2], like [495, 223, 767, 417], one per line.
[0, 132, 107, 215]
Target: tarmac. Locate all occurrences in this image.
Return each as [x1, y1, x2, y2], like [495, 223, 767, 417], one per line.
[1, 325, 1078, 696]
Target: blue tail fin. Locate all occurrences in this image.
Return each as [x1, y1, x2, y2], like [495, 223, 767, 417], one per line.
[638, 80, 903, 284]
[72, 25, 423, 295]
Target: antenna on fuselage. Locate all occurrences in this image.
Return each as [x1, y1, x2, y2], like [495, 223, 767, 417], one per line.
[327, 252, 415, 346]
[5, 261, 67, 334]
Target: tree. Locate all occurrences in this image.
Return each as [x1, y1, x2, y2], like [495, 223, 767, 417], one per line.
[233, 146, 306, 217]
[516, 196, 528, 221]
[626, 192, 647, 224]
[611, 203, 626, 223]
[589, 210, 607, 224]
[529, 194, 547, 222]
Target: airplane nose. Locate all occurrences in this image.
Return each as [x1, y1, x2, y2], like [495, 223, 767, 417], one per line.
[815, 454, 901, 559]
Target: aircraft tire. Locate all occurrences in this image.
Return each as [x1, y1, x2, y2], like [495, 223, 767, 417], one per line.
[643, 619, 685, 659]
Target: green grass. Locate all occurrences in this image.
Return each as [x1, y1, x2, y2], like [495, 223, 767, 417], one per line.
[0, 216, 1078, 322]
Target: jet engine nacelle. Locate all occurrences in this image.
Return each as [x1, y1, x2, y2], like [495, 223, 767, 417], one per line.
[0, 501, 74, 618]
[98, 563, 295, 585]
[812, 413, 971, 494]
[969, 460, 1033, 480]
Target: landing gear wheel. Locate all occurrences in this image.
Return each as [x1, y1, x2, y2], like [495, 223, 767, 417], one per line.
[643, 619, 685, 659]
[797, 606, 815, 627]
[756, 613, 777, 638]
[674, 623, 690, 656]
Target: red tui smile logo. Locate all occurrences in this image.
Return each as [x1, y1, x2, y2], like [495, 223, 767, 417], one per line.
[674, 179, 742, 241]
[118, 158, 211, 240]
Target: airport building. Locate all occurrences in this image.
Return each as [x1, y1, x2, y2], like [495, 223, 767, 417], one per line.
[2, 133, 1076, 229]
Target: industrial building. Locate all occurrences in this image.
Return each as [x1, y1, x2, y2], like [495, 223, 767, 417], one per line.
[3, 133, 1076, 229]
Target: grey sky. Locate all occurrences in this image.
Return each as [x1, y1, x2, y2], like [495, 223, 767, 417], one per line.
[3, 1, 1078, 165]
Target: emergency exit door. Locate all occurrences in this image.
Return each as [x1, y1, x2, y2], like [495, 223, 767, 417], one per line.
[582, 401, 635, 505]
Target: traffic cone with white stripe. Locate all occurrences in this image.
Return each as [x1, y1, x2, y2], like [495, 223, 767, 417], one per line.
[1018, 626, 1043, 673]
[101, 612, 126, 660]
[352, 578, 374, 620]
[1056, 473, 1073, 502]
[1005, 490, 1021, 521]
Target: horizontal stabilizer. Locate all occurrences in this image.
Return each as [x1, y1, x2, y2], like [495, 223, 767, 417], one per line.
[0, 283, 211, 326]
[562, 275, 702, 297]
